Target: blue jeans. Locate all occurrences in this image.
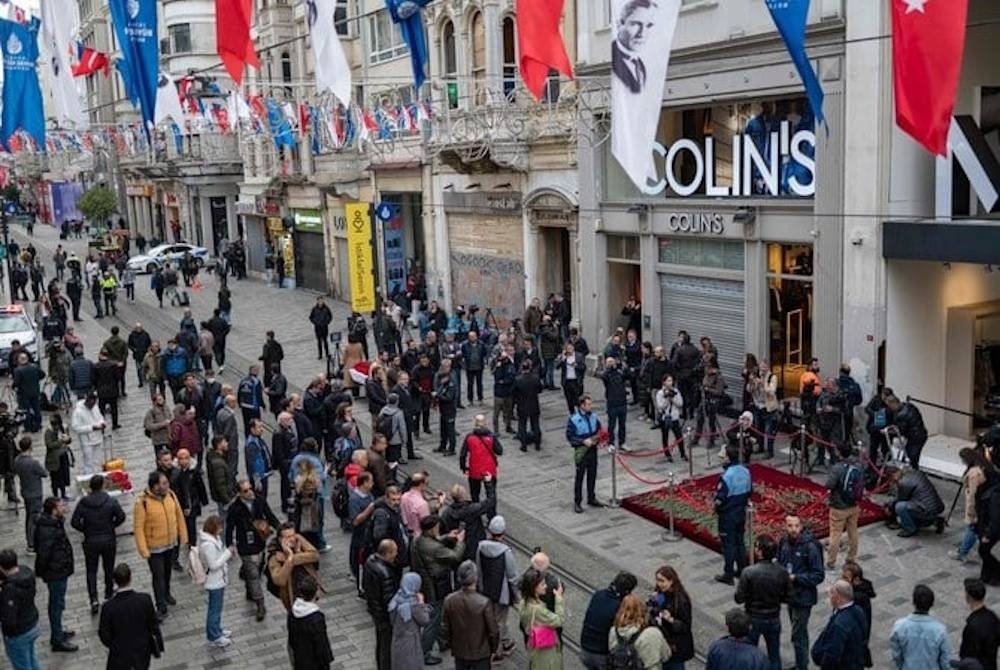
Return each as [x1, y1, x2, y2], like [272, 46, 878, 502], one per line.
[663, 660, 686, 670]
[543, 359, 555, 387]
[578, 649, 606, 670]
[788, 605, 812, 670]
[206, 588, 225, 641]
[3, 625, 40, 670]
[47, 578, 67, 643]
[748, 615, 781, 670]
[895, 501, 935, 533]
[957, 523, 978, 558]
[755, 407, 777, 456]
[607, 405, 627, 446]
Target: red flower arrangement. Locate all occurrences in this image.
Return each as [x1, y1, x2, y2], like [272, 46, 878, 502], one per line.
[597, 427, 610, 446]
[103, 470, 134, 493]
[621, 464, 887, 554]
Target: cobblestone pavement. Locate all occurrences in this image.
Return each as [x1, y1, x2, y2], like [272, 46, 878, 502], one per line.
[4, 222, 986, 669]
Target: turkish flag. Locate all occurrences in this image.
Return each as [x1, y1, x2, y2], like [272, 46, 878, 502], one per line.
[891, 0, 969, 155]
[515, 0, 574, 101]
[72, 47, 110, 78]
[216, 0, 260, 85]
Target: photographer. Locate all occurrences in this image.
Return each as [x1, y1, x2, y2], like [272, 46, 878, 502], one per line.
[814, 379, 847, 469]
[0, 403, 23, 505]
[491, 344, 516, 436]
[697, 359, 728, 454]
[556, 343, 586, 414]
[655, 375, 685, 462]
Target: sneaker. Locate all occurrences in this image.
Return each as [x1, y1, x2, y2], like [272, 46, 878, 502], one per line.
[714, 575, 734, 586]
[319, 545, 332, 554]
[222, 630, 232, 637]
[165, 595, 177, 606]
[948, 550, 969, 563]
[618, 443, 631, 452]
[211, 636, 232, 648]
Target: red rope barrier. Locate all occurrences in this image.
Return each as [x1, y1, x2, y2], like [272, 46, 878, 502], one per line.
[614, 454, 675, 486]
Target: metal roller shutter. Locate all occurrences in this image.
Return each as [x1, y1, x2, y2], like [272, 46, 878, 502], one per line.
[660, 274, 745, 400]
[295, 231, 328, 292]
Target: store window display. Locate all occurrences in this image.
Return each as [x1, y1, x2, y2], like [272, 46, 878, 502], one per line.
[767, 243, 813, 397]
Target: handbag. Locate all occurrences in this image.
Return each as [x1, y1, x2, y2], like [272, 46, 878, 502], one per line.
[526, 606, 558, 650]
[252, 519, 272, 542]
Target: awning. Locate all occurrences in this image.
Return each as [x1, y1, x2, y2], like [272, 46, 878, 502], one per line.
[883, 220, 1000, 264]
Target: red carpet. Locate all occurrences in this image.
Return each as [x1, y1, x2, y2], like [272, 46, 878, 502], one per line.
[621, 464, 888, 554]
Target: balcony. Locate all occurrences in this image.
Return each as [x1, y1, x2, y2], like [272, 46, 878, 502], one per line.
[427, 78, 579, 174]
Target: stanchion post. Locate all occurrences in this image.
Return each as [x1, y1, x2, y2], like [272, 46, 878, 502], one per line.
[738, 427, 747, 465]
[799, 423, 808, 478]
[684, 425, 694, 480]
[746, 502, 756, 566]
[608, 445, 620, 508]
[662, 471, 682, 542]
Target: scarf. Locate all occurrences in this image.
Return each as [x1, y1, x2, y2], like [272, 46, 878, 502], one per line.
[387, 572, 422, 623]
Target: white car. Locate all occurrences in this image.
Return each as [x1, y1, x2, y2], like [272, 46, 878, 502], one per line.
[0, 305, 38, 372]
[127, 243, 211, 274]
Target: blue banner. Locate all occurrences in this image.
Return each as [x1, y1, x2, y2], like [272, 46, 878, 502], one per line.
[0, 18, 45, 152]
[764, 0, 825, 126]
[379, 203, 407, 296]
[265, 98, 295, 149]
[385, 0, 431, 90]
[109, 0, 159, 133]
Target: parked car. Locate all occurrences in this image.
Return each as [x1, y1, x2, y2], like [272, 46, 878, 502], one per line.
[126, 243, 211, 274]
[0, 305, 38, 373]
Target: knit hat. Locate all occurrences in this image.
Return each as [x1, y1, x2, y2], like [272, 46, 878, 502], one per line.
[739, 410, 754, 423]
[487, 515, 506, 535]
[457, 560, 478, 586]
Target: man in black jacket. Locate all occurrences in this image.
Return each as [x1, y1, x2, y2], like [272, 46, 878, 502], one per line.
[99, 563, 163, 670]
[597, 357, 629, 451]
[363, 539, 401, 670]
[392, 370, 421, 462]
[226, 478, 280, 621]
[670, 331, 701, 420]
[433, 360, 457, 455]
[127, 323, 152, 388]
[287, 575, 334, 669]
[93, 349, 121, 430]
[202, 310, 231, 371]
[0, 548, 42, 667]
[368, 485, 409, 568]
[959, 578, 1000, 670]
[259, 330, 284, 388]
[309, 297, 333, 360]
[272, 412, 300, 513]
[173, 448, 208, 562]
[33, 497, 78, 652]
[70, 474, 126, 615]
[513, 360, 543, 452]
[734, 535, 791, 670]
[491, 345, 516, 435]
[886, 396, 929, 470]
[886, 466, 945, 537]
[556, 343, 587, 414]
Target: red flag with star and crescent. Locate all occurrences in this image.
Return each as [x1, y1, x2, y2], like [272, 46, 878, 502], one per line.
[215, 0, 260, 85]
[515, 0, 574, 101]
[891, 0, 969, 156]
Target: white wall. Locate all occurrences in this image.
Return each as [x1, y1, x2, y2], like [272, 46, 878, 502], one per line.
[886, 261, 1000, 435]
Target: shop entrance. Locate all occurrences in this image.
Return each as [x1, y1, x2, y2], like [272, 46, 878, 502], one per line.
[767, 243, 814, 398]
[539, 226, 572, 303]
[974, 310, 1000, 429]
[210, 197, 228, 255]
[607, 260, 640, 337]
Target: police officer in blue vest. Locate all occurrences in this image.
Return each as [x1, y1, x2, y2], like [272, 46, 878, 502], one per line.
[715, 445, 752, 585]
[567, 394, 606, 514]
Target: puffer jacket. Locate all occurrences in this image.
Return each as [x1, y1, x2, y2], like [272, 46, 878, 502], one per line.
[895, 470, 945, 517]
[33, 514, 75, 582]
[70, 490, 126, 546]
[197, 530, 232, 591]
[0, 567, 39, 637]
[169, 416, 201, 456]
[133, 488, 188, 559]
[69, 355, 94, 392]
[206, 449, 235, 505]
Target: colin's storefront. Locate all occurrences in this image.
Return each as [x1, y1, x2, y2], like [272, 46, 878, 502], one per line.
[581, 93, 845, 398]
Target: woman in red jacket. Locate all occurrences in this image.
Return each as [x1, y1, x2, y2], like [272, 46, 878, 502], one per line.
[459, 414, 502, 503]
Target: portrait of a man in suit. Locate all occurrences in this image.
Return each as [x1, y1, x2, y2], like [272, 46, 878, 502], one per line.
[612, 0, 657, 94]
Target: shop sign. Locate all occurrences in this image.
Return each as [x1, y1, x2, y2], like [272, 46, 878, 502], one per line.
[294, 209, 323, 233]
[329, 209, 347, 235]
[666, 212, 726, 235]
[936, 115, 1000, 217]
[125, 184, 153, 197]
[442, 191, 523, 215]
[266, 217, 284, 235]
[345, 202, 376, 313]
[235, 200, 255, 215]
[643, 120, 816, 198]
[254, 195, 281, 216]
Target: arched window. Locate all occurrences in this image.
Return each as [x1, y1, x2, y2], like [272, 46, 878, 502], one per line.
[442, 20, 458, 109]
[502, 16, 516, 99]
[470, 11, 486, 105]
[280, 51, 292, 83]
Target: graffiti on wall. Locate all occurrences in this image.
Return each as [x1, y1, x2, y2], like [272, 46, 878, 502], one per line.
[450, 252, 525, 325]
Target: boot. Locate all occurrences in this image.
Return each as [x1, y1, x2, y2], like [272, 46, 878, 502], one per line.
[255, 601, 266, 622]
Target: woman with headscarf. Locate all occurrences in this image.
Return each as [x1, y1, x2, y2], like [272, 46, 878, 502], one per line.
[389, 572, 429, 670]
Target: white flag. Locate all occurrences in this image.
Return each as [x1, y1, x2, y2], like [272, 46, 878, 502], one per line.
[154, 71, 186, 126]
[611, 0, 681, 191]
[227, 90, 251, 123]
[308, 0, 351, 105]
[40, 0, 89, 129]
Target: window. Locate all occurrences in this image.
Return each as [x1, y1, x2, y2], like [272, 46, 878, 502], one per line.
[281, 51, 292, 83]
[658, 238, 744, 270]
[169, 24, 192, 54]
[471, 11, 486, 105]
[607, 235, 641, 262]
[502, 17, 516, 99]
[367, 9, 408, 64]
[766, 243, 814, 395]
[335, 0, 349, 36]
[441, 20, 458, 109]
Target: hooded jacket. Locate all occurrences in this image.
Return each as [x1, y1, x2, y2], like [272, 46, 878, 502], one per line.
[0, 567, 39, 637]
[475, 539, 518, 606]
[288, 598, 334, 669]
[33, 514, 75, 582]
[377, 404, 406, 446]
[70, 489, 126, 546]
[198, 530, 232, 591]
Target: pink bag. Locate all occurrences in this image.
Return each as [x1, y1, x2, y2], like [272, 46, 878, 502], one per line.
[527, 607, 558, 650]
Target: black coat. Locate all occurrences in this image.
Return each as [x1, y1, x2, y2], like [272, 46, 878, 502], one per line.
[0, 567, 39, 638]
[513, 372, 542, 417]
[33, 514, 75, 582]
[440, 497, 496, 561]
[734, 561, 792, 619]
[362, 554, 401, 624]
[895, 470, 945, 517]
[94, 360, 120, 400]
[225, 496, 280, 556]
[288, 608, 334, 669]
[99, 589, 163, 670]
[173, 466, 208, 517]
[272, 429, 299, 474]
[70, 490, 126, 546]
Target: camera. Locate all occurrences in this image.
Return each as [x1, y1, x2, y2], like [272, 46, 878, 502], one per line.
[329, 331, 342, 345]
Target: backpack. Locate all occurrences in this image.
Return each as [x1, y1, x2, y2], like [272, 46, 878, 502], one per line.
[375, 412, 393, 439]
[188, 545, 207, 585]
[264, 553, 282, 598]
[332, 479, 350, 519]
[237, 377, 256, 408]
[841, 464, 865, 504]
[873, 408, 888, 429]
[607, 630, 643, 670]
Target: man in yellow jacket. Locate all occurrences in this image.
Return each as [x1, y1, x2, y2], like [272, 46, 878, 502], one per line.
[134, 470, 188, 621]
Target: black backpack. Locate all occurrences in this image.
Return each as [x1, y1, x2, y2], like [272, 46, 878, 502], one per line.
[331, 478, 350, 519]
[607, 630, 643, 670]
[375, 412, 393, 439]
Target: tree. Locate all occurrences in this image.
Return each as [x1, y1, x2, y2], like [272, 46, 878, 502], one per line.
[77, 185, 117, 226]
[0, 184, 20, 205]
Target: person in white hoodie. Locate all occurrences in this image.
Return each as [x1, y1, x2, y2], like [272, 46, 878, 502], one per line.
[198, 514, 235, 648]
[70, 392, 106, 475]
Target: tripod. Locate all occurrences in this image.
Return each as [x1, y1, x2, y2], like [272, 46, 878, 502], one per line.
[326, 341, 343, 379]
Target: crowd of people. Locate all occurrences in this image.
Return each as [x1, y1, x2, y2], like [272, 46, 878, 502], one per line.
[0, 226, 998, 670]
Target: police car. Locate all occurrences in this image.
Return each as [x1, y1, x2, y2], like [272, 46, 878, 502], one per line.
[0, 305, 38, 372]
